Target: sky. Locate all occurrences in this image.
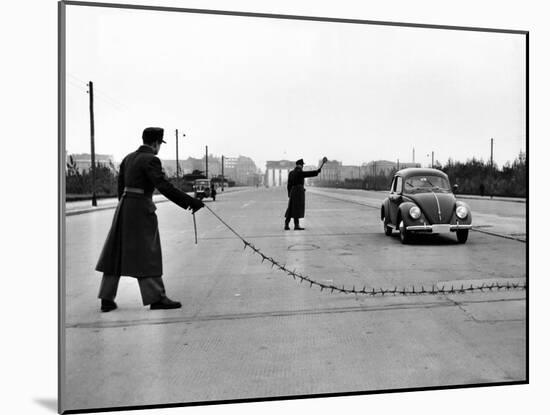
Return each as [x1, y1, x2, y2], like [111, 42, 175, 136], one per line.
[65, 4, 526, 172]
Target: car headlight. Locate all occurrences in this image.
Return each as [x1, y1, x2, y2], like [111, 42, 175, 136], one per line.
[456, 205, 468, 219]
[409, 206, 421, 220]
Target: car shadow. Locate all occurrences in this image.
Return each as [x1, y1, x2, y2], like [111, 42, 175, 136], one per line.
[389, 232, 462, 245]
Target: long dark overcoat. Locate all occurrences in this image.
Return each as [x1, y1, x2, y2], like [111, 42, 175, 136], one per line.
[96, 145, 197, 277]
[284, 167, 320, 219]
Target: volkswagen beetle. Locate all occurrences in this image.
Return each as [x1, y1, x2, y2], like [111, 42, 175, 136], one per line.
[380, 168, 472, 244]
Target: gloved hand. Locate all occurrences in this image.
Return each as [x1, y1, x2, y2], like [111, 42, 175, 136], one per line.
[319, 157, 328, 173]
[190, 198, 204, 213]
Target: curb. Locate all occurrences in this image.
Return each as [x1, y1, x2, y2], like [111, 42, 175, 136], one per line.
[456, 195, 526, 203]
[66, 199, 170, 216]
[312, 187, 526, 204]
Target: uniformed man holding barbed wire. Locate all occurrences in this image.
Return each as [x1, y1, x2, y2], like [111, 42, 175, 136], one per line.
[95, 127, 204, 312]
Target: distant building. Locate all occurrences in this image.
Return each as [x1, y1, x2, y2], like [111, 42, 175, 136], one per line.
[207, 155, 222, 178]
[161, 155, 256, 184]
[224, 155, 258, 185]
[67, 153, 118, 173]
[340, 165, 365, 180]
[308, 160, 365, 183]
[249, 172, 264, 187]
[311, 159, 423, 184]
[362, 160, 421, 176]
[362, 160, 395, 176]
[223, 156, 239, 170]
[318, 160, 342, 182]
[161, 157, 203, 177]
[302, 165, 320, 186]
[265, 160, 295, 187]
[397, 162, 422, 170]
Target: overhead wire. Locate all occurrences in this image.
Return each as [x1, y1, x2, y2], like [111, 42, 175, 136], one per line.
[67, 72, 130, 112]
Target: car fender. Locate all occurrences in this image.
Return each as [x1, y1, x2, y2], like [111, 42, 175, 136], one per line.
[398, 201, 421, 227]
[381, 198, 390, 221]
[451, 200, 473, 225]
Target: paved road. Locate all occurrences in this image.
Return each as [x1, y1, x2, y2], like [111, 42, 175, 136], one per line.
[62, 187, 526, 412]
[307, 187, 526, 240]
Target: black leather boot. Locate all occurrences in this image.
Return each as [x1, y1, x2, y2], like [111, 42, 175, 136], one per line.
[150, 297, 182, 310]
[100, 299, 117, 312]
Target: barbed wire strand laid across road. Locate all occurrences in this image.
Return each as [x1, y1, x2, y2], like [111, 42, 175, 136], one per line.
[201, 204, 526, 297]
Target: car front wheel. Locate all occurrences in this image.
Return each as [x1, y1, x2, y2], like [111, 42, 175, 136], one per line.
[399, 220, 411, 244]
[456, 229, 469, 244]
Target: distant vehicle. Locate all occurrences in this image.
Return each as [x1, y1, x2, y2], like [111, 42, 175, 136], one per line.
[380, 168, 472, 244]
[193, 179, 216, 201]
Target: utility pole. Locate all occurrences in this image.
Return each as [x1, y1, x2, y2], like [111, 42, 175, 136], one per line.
[490, 138, 494, 198]
[175, 129, 179, 181]
[87, 81, 97, 206]
[221, 155, 225, 191]
[373, 161, 377, 190]
[413, 147, 415, 164]
[175, 130, 185, 183]
[205, 145, 209, 179]
[431, 151, 434, 168]
[490, 138, 494, 170]
[397, 158, 400, 170]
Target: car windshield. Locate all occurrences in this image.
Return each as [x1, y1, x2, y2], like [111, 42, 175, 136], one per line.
[403, 175, 450, 193]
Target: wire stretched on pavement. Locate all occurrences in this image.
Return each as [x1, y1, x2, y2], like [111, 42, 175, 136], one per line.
[203, 204, 526, 296]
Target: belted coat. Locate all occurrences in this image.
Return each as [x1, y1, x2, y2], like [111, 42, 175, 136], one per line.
[284, 167, 320, 219]
[96, 146, 198, 277]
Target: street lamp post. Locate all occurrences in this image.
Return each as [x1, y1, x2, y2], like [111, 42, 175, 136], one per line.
[175, 129, 179, 181]
[87, 81, 97, 207]
[221, 155, 225, 191]
[175, 130, 185, 183]
[205, 145, 208, 179]
[490, 138, 494, 198]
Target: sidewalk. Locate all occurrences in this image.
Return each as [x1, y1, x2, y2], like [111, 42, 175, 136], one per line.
[65, 187, 248, 216]
[66, 195, 168, 216]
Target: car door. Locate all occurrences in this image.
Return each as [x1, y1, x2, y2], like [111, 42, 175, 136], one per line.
[389, 176, 403, 225]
